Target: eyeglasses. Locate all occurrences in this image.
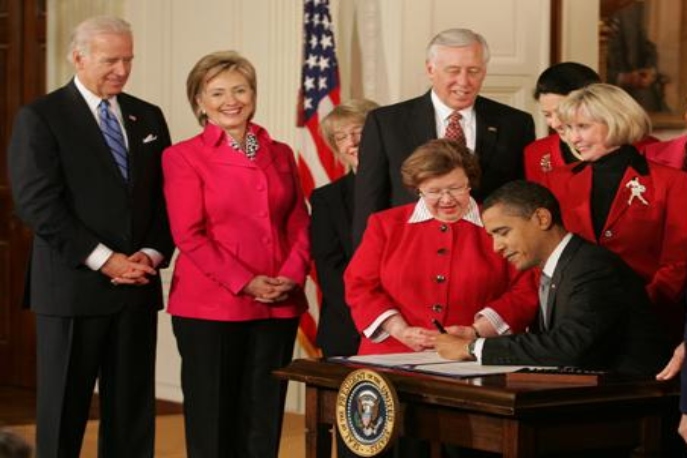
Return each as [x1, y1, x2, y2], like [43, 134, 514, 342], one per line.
[419, 186, 471, 201]
[333, 128, 363, 145]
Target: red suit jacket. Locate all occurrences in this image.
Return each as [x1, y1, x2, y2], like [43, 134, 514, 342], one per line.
[643, 134, 687, 170]
[163, 122, 310, 321]
[543, 152, 687, 343]
[344, 203, 539, 355]
[525, 133, 659, 185]
[524, 134, 569, 184]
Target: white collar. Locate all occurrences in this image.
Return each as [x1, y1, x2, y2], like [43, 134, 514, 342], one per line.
[430, 90, 475, 125]
[542, 232, 573, 278]
[408, 196, 483, 227]
[74, 75, 122, 116]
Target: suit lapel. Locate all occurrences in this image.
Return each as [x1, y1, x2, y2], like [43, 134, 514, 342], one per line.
[474, 97, 498, 166]
[603, 166, 653, 231]
[65, 82, 129, 188]
[545, 235, 584, 329]
[408, 92, 437, 146]
[565, 167, 596, 240]
[340, 173, 355, 258]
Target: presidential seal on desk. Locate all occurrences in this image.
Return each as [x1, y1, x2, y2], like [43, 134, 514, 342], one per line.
[336, 368, 399, 456]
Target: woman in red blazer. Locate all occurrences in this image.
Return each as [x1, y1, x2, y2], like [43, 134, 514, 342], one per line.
[524, 62, 657, 184]
[345, 139, 538, 355]
[545, 83, 687, 346]
[162, 51, 309, 458]
[524, 62, 601, 184]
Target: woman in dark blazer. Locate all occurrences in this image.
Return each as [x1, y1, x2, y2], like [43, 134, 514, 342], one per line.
[310, 99, 378, 357]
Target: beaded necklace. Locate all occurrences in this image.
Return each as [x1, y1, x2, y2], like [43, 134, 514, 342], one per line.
[228, 132, 259, 160]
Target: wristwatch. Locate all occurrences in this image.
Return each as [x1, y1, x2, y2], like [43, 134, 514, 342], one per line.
[467, 340, 477, 360]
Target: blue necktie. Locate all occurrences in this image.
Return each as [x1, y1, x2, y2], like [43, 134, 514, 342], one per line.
[98, 99, 128, 180]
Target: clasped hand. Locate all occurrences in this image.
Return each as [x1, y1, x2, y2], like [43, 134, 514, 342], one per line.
[242, 275, 296, 303]
[102, 252, 156, 286]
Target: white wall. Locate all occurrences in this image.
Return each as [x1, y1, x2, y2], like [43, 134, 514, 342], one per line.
[47, 0, 600, 412]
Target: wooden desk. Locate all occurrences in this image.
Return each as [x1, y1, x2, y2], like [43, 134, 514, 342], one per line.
[274, 359, 681, 458]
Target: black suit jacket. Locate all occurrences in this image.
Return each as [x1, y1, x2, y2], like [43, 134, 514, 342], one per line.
[352, 91, 535, 244]
[483, 236, 669, 375]
[310, 173, 360, 356]
[8, 80, 174, 316]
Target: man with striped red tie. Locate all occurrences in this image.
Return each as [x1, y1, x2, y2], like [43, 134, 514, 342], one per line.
[352, 28, 535, 245]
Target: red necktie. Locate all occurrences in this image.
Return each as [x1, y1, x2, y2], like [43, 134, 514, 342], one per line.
[444, 111, 466, 148]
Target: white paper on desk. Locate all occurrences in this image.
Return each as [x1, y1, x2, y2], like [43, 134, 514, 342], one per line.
[413, 361, 528, 377]
[329, 352, 532, 378]
[333, 351, 449, 368]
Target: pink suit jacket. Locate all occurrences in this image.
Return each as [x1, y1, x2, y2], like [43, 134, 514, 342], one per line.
[344, 204, 539, 355]
[163, 123, 310, 321]
[543, 153, 687, 344]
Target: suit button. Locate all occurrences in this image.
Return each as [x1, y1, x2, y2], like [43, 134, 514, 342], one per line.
[439, 224, 448, 232]
[432, 304, 443, 312]
[604, 230, 613, 238]
[435, 275, 446, 283]
[437, 248, 448, 255]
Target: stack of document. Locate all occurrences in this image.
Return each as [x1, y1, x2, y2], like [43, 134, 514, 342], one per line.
[329, 351, 531, 378]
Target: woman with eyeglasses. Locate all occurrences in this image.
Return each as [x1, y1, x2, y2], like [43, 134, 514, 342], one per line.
[310, 99, 378, 358]
[344, 139, 538, 355]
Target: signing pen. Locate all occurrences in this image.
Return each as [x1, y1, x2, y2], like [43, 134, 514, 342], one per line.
[431, 318, 447, 334]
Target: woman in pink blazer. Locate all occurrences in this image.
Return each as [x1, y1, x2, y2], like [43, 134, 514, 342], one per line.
[162, 51, 309, 458]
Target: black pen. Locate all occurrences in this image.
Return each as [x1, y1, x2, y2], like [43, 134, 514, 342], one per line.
[431, 318, 447, 334]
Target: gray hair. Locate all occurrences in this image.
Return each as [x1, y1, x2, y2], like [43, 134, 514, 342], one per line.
[68, 16, 132, 63]
[426, 28, 490, 64]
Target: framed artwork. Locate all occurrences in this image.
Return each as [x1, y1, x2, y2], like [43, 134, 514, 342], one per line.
[600, 0, 687, 129]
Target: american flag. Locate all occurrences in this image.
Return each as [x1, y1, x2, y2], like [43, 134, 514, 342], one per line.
[296, 0, 342, 357]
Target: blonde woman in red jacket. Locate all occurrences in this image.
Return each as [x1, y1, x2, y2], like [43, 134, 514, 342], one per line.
[545, 83, 687, 346]
[163, 51, 309, 458]
[345, 139, 538, 355]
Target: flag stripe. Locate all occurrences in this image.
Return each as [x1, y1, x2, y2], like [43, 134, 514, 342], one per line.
[296, 0, 344, 357]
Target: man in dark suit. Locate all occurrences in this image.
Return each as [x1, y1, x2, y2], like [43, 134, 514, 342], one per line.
[436, 180, 668, 375]
[352, 28, 535, 244]
[8, 16, 173, 457]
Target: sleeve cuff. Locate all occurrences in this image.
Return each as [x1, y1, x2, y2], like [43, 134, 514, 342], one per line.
[140, 248, 164, 268]
[363, 309, 400, 342]
[473, 338, 486, 363]
[85, 244, 113, 271]
[476, 307, 511, 335]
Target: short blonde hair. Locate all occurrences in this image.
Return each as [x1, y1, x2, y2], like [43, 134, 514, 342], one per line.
[556, 83, 651, 146]
[401, 139, 481, 190]
[186, 50, 257, 125]
[319, 99, 379, 152]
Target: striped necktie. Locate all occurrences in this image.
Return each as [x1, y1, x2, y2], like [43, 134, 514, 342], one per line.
[98, 99, 128, 180]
